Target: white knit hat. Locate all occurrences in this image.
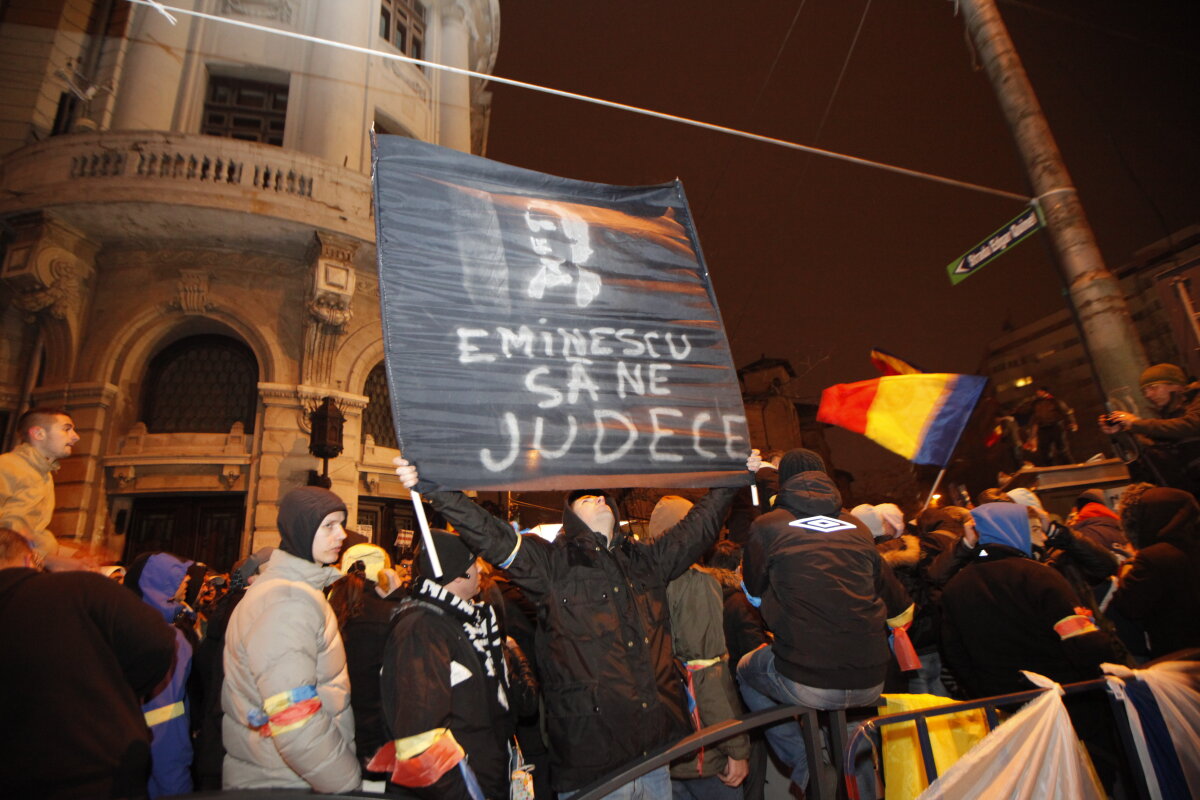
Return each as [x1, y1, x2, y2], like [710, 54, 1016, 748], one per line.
[850, 504, 884, 538]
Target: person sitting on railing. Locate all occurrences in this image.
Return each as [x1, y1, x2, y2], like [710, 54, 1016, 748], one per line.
[738, 448, 913, 797]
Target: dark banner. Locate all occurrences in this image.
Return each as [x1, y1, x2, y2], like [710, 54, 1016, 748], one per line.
[372, 136, 750, 491]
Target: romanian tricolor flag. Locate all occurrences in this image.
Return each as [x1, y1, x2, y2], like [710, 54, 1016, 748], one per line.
[869, 348, 923, 376]
[817, 373, 987, 466]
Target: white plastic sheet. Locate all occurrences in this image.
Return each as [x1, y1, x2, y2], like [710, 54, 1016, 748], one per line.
[916, 672, 1105, 800]
[1103, 660, 1200, 799]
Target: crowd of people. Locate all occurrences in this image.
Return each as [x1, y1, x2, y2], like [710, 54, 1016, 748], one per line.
[2, 362, 1199, 800]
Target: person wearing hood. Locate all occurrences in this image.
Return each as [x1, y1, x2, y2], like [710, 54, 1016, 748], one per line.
[738, 449, 913, 796]
[1111, 486, 1200, 659]
[221, 487, 360, 793]
[940, 503, 1120, 698]
[646, 495, 750, 796]
[126, 551, 196, 798]
[393, 451, 760, 796]
[1069, 489, 1129, 553]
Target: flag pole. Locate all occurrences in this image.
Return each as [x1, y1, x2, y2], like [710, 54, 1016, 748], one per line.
[409, 490, 442, 579]
[921, 468, 947, 512]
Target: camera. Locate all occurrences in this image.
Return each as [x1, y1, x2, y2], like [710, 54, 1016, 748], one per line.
[1101, 413, 1121, 426]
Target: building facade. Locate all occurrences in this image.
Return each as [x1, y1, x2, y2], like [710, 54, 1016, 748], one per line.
[0, 0, 500, 568]
[979, 226, 1197, 464]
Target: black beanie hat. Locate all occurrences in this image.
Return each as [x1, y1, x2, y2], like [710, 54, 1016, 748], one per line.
[414, 529, 476, 586]
[277, 487, 347, 563]
[779, 448, 826, 483]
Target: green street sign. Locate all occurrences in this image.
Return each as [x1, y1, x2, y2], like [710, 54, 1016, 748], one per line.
[947, 204, 1045, 285]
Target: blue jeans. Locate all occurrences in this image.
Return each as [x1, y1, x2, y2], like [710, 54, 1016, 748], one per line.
[671, 774, 743, 799]
[736, 645, 882, 791]
[558, 765, 672, 800]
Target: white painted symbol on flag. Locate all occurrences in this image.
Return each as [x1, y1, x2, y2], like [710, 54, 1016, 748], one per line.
[524, 200, 600, 307]
[788, 515, 857, 532]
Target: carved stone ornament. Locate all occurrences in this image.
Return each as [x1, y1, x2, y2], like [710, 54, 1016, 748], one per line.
[363, 472, 381, 496]
[221, 0, 294, 24]
[303, 233, 360, 386]
[170, 270, 213, 314]
[220, 464, 242, 489]
[10, 258, 81, 321]
[111, 464, 136, 490]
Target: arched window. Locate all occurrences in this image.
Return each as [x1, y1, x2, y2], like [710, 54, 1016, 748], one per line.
[142, 335, 258, 433]
[362, 362, 398, 448]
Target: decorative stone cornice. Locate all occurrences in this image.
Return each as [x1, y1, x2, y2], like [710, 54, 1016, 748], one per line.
[257, 382, 369, 411]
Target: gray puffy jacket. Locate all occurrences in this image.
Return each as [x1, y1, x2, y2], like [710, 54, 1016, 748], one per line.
[221, 549, 359, 792]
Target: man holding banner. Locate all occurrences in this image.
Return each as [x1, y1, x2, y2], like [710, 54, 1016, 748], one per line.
[394, 453, 759, 797]
[373, 135, 764, 795]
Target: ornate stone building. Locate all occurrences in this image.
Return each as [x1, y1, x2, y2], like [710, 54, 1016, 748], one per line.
[0, 0, 500, 568]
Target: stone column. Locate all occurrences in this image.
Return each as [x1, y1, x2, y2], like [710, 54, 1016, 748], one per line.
[249, 384, 366, 552]
[109, 0, 196, 131]
[436, 0, 471, 152]
[297, 0, 371, 167]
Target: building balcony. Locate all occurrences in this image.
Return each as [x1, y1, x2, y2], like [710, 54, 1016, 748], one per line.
[0, 131, 375, 252]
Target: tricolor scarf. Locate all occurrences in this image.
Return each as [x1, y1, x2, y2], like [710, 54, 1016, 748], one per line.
[412, 578, 509, 711]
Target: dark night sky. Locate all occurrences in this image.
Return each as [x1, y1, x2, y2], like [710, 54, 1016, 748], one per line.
[482, 0, 1200, 483]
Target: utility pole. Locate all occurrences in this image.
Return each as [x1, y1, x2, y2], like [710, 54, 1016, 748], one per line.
[959, 0, 1148, 413]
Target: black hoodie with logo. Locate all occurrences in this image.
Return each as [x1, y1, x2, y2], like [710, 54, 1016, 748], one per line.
[742, 470, 911, 690]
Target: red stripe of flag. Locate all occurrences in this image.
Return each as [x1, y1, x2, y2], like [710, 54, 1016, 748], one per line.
[816, 379, 879, 434]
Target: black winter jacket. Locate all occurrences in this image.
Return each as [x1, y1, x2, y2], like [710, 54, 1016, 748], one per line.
[1111, 492, 1200, 658]
[421, 484, 737, 792]
[0, 568, 176, 799]
[742, 471, 911, 690]
[941, 545, 1120, 698]
[381, 596, 513, 800]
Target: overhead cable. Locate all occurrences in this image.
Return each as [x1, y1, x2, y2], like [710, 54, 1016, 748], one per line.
[129, 0, 1031, 203]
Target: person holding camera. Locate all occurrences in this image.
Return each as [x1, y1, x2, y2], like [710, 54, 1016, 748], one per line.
[1100, 363, 1200, 497]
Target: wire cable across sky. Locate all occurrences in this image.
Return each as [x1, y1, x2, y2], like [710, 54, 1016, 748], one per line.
[129, 0, 1031, 203]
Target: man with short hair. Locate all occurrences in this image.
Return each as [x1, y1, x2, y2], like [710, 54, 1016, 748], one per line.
[1101, 363, 1200, 496]
[394, 451, 760, 797]
[0, 407, 80, 568]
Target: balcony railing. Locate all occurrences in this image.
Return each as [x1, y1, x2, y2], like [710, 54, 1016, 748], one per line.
[0, 131, 373, 240]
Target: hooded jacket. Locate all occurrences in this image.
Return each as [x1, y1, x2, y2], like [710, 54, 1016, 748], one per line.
[742, 471, 911, 690]
[941, 503, 1119, 698]
[1111, 488, 1200, 658]
[0, 568, 176, 799]
[1071, 502, 1128, 552]
[131, 552, 195, 799]
[420, 482, 737, 792]
[221, 490, 359, 793]
[647, 496, 750, 781]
